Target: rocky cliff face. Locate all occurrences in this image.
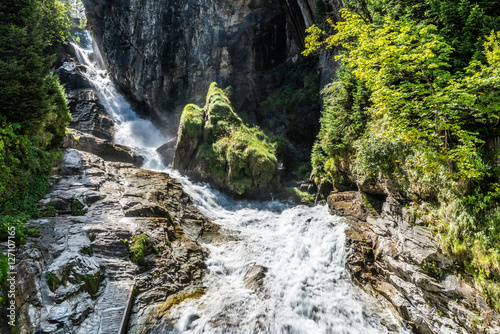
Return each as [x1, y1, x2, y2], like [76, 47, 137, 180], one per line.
[14, 52, 218, 332]
[16, 148, 216, 333]
[56, 43, 115, 141]
[81, 0, 340, 135]
[328, 192, 500, 333]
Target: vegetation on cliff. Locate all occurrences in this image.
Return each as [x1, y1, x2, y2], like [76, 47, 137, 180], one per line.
[0, 0, 72, 283]
[304, 0, 500, 311]
[174, 83, 286, 198]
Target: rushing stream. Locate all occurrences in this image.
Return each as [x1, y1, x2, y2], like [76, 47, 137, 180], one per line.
[70, 38, 408, 333]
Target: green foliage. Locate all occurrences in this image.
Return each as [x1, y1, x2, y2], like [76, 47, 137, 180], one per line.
[0, 0, 71, 139]
[71, 198, 87, 216]
[0, 253, 8, 287]
[0, 0, 71, 285]
[311, 65, 370, 188]
[305, 3, 500, 311]
[46, 271, 60, 292]
[340, 0, 500, 72]
[293, 187, 316, 203]
[41, 205, 56, 217]
[0, 120, 64, 240]
[261, 62, 319, 117]
[129, 234, 150, 267]
[181, 83, 285, 196]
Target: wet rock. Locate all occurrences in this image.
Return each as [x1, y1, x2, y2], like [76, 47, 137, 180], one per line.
[57, 54, 115, 141]
[63, 129, 144, 166]
[156, 137, 177, 167]
[327, 191, 384, 220]
[66, 89, 115, 140]
[16, 149, 215, 333]
[344, 214, 500, 333]
[243, 265, 268, 294]
[46, 251, 101, 300]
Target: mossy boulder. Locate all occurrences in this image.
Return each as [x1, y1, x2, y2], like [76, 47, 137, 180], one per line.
[174, 83, 286, 198]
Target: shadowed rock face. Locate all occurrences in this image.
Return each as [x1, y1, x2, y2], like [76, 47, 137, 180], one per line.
[81, 0, 290, 132]
[331, 192, 500, 333]
[56, 44, 115, 141]
[80, 0, 341, 135]
[16, 149, 217, 334]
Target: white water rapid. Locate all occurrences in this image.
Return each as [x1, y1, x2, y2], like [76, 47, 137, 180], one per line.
[71, 39, 408, 334]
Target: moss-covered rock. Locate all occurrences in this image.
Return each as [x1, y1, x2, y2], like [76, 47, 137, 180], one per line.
[174, 104, 205, 171]
[129, 234, 153, 267]
[174, 82, 285, 198]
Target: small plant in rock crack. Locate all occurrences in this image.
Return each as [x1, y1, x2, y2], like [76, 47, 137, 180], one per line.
[71, 199, 88, 216]
[89, 232, 97, 242]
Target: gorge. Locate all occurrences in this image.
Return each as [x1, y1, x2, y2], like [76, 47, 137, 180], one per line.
[4, 0, 500, 333]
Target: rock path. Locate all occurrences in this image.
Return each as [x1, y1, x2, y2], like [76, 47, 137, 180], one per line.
[15, 149, 212, 333]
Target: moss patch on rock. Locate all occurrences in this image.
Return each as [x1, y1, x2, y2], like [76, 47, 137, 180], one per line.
[179, 104, 204, 139]
[174, 82, 286, 198]
[156, 288, 205, 316]
[129, 234, 151, 267]
[46, 264, 102, 296]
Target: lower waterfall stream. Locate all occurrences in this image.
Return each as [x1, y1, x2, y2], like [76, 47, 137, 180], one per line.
[71, 40, 409, 334]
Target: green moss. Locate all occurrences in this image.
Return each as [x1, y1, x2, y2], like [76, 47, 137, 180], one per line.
[294, 187, 315, 203]
[157, 288, 206, 316]
[179, 104, 204, 138]
[41, 205, 56, 217]
[177, 82, 286, 197]
[80, 246, 93, 256]
[49, 266, 101, 296]
[77, 272, 101, 296]
[129, 234, 150, 267]
[198, 143, 227, 180]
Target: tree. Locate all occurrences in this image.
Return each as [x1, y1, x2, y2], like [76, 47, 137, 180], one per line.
[304, 9, 500, 181]
[0, 0, 70, 146]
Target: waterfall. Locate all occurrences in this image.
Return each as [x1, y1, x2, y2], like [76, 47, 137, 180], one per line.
[70, 39, 408, 333]
[71, 39, 167, 171]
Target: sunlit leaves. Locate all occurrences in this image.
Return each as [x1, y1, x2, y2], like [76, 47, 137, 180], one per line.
[304, 9, 500, 181]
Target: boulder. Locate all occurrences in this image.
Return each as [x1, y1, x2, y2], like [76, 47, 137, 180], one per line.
[64, 129, 144, 166]
[243, 265, 268, 294]
[156, 137, 177, 167]
[344, 213, 500, 333]
[327, 191, 384, 220]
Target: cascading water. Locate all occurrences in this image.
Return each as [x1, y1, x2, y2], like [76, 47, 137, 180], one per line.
[70, 38, 408, 333]
[70, 37, 167, 170]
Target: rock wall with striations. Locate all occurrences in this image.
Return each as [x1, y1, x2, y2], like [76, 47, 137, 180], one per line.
[81, 0, 341, 135]
[328, 192, 500, 333]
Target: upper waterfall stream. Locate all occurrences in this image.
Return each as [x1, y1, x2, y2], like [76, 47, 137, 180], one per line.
[70, 40, 408, 334]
